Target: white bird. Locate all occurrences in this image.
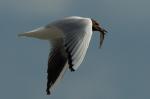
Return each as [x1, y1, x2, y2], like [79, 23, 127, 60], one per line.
[18, 16, 107, 95]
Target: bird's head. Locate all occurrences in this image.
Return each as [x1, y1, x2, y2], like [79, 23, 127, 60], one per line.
[91, 19, 107, 48]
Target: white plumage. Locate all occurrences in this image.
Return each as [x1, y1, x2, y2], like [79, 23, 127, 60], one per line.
[18, 16, 107, 95]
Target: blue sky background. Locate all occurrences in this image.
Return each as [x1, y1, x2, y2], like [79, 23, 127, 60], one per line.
[0, 0, 150, 99]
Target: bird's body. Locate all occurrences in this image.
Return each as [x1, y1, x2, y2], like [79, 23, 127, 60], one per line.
[18, 16, 107, 95]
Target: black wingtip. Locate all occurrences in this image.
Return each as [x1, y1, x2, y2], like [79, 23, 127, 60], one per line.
[65, 46, 75, 72]
[46, 82, 51, 95]
[69, 67, 75, 72]
[46, 89, 51, 95]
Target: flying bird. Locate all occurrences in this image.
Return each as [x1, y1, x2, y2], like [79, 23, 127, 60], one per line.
[18, 16, 107, 95]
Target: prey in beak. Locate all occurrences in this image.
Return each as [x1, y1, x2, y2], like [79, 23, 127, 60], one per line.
[91, 19, 107, 48]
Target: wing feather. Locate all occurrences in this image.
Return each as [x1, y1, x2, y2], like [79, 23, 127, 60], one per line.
[46, 39, 68, 95]
[48, 17, 93, 71]
[62, 19, 93, 70]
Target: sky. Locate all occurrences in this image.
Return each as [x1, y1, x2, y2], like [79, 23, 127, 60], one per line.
[0, 0, 150, 99]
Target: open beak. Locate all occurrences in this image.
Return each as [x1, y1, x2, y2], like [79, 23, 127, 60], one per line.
[98, 27, 107, 48]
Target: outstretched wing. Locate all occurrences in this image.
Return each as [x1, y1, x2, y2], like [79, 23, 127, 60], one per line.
[62, 18, 93, 71]
[46, 17, 93, 94]
[46, 39, 68, 95]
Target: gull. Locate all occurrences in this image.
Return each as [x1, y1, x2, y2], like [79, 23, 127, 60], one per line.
[18, 16, 107, 95]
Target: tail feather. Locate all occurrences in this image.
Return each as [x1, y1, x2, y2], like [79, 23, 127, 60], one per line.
[18, 33, 28, 37]
[18, 27, 45, 38]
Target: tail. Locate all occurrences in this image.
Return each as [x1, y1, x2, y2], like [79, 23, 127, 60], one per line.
[17, 27, 46, 39]
[18, 33, 28, 37]
[18, 32, 37, 38]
